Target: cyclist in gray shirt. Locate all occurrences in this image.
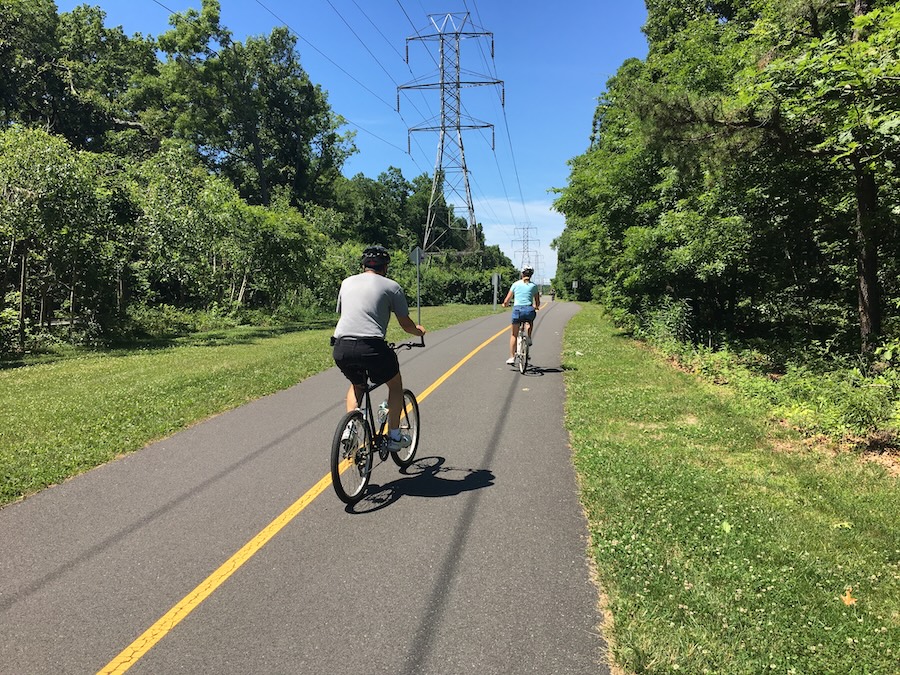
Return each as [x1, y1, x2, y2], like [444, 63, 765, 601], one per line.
[332, 245, 426, 450]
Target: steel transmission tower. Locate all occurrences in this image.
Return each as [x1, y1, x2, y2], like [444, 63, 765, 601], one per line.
[512, 225, 540, 275]
[398, 13, 503, 253]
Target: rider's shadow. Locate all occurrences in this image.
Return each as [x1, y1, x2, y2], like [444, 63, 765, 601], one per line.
[349, 457, 494, 513]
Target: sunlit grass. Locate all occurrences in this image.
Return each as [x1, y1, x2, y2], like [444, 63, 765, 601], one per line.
[563, 304, 899, 674]
[0, 304, 497, 506]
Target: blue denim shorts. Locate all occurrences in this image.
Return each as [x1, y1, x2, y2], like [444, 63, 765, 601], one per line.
[511, 305, 536, 325]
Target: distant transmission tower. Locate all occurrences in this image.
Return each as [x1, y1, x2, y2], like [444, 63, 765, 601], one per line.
[398, 13, 503, 253]
[513, 224, 540, 276]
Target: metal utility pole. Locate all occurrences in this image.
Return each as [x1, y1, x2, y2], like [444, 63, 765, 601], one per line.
[399, 13, 503, 254]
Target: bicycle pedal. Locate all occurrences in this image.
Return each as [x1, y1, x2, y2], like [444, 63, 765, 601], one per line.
[372, 436, 386, 460]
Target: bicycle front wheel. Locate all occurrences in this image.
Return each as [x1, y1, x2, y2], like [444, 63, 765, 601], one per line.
[330, 410, 371, 504]
[391, 389, 420, 468]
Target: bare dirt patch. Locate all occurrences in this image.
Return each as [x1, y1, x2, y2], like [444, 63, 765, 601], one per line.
[769, 425, 900, 477]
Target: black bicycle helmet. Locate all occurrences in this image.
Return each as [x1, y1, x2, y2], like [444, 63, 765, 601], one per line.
[361, 245, 391, 268]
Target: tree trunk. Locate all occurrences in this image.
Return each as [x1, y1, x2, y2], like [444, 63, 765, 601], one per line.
[1, 240, 10, 331]
[851, 0, 880, 354]
[117, 267, 125, 316]
[251, 130, 270, 207]
[853, 157, 880, 352]
[237, 269, 248, 305]
[853, 0, 871, 34]
[17, 250, 26, 353]
[69, 267, 77, 341]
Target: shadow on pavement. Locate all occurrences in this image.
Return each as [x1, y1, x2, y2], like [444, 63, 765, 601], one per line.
[347, 456, 494, 513]
[506, 362, 565, 376]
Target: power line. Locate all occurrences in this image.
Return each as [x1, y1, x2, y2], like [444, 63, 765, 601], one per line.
[399, 12, 503, 253]
[458, 0, 541, 266]
[251, 0, 437, 174]
[320, 0, 435, 165]
[393, 4, 540, 268]
[252, 0, 395, 111]
[323, 0, 401, 89]
[148, 0, 177, 15]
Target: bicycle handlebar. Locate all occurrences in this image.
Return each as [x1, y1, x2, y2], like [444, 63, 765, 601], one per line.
[389, 338, 425, 350]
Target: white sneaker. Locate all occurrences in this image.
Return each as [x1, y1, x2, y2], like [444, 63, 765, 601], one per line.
[387, 433, 411, 451]
[341, 422, 353, 442]
[506, 357, 515, 365]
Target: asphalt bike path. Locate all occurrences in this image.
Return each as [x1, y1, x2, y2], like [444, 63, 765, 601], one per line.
[0, 300, 609, 674]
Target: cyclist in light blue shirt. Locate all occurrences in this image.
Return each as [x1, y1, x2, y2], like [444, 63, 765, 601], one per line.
[501, 267, 541, 365]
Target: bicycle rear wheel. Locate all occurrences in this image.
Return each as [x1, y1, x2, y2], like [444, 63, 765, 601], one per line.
[518, 332, 529, 374]
[391, 389, 420, 468]
[330, 410, 371, 504]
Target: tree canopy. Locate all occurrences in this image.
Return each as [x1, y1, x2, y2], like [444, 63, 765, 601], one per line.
[553, 0, 900, 354]
[0, 1, 515, 353]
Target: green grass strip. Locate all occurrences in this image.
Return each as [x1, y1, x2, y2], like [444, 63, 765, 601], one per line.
[0, 304, 495, 506]
[563, 305, 899, 674]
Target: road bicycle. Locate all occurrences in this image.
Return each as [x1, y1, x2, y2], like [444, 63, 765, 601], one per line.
[330, 341, 422, 505]
[514, 322, 531, 374]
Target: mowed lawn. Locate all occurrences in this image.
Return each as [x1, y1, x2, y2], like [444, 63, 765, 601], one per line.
[0, 305, 494, 505]
[563, 304, 899, 674]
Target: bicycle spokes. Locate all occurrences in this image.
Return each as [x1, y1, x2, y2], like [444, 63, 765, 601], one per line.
[331, 411, 372, 504]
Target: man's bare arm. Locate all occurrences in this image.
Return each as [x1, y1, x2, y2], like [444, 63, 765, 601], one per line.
[397, 315, 426, 337]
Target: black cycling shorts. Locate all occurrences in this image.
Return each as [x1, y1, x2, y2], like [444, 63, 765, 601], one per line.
[332, 337, 399, 387]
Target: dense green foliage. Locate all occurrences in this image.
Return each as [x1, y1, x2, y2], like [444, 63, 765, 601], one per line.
[0, 1, 516, 355]
[553, 1, 900, 357]
[553, 0, 900, 442]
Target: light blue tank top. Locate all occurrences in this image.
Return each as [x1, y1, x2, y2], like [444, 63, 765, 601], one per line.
[511, 280, 537, 306]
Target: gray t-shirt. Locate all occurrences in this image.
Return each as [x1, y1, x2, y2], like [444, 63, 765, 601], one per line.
[333, 272, 410, 339]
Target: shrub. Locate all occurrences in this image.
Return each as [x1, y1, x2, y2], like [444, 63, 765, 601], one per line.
[636, 297, 695, 349]
[775, 366, 897, 436]
[644, 327, 900, 440]
[124, 303, 198, 338]
[0, 305, 18, 355]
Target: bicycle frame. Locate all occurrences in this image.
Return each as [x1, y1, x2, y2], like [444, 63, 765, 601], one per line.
[515, 320, 532, 342]
[353, 382, 390, 460]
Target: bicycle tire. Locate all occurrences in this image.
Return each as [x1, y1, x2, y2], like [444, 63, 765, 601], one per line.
[330, 410, 371, 504]
[519, 332, 529, 374]
[391, 389, 420, 468]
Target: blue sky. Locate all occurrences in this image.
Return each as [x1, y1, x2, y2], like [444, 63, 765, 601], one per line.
[54, 0, 649, 283]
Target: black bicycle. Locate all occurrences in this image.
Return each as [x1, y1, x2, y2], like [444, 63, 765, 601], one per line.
[330, 341, 422, 505]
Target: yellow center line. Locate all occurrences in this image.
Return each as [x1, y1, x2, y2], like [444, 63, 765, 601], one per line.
[417, 324, 509, 403]
[99, 323, 510, 674]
